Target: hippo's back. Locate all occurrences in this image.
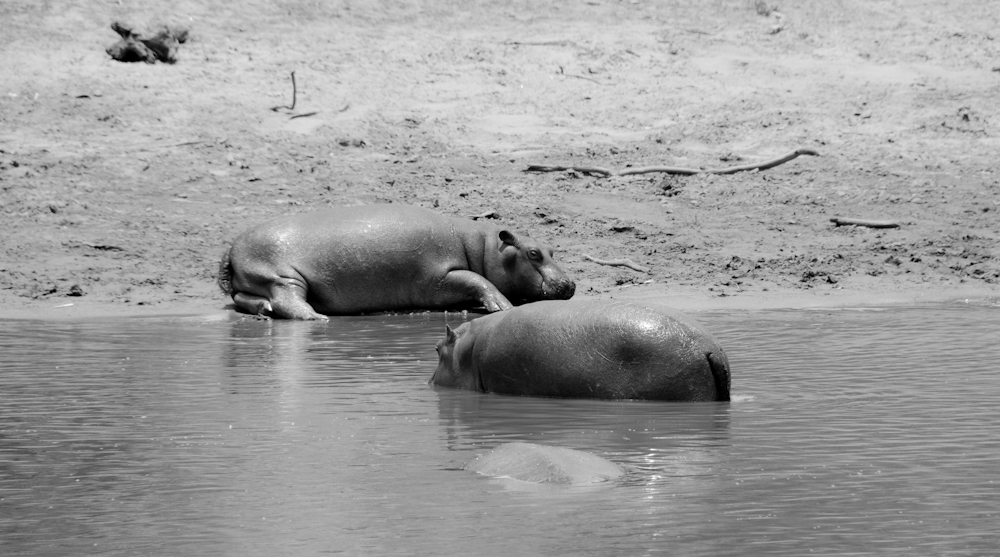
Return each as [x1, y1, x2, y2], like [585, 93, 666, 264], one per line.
[227, 205, 483, 313]
[231, 204, 470, 258]
[474, 300, 730, 401]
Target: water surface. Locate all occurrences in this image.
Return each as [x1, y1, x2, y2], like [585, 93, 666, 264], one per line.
[1, 303, 998, 556]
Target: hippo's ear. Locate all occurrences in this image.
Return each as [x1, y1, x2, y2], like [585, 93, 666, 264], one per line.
[445, 325, 458, 343]
[498, 230, 521, 251]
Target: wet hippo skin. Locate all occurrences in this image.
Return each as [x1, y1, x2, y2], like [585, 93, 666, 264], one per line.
[218, 204, 575, 319]
[432, 300, 731, 401]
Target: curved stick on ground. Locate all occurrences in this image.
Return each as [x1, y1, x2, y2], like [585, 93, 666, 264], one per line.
[525, 164, 614, 177]
[618, 165, 701, 176]
[527, 148, 817, 177]
[830, 217, 900, 229]
[706, 148, 818, 174]
[619, 148, 820, 176]
[271, 71, 297, 112]
[583, 254, 650, 273]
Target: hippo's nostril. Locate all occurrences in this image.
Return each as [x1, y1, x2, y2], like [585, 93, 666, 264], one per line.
[551, 279, 575, 300]
[539, 276, 575, 300]
[562, 282, 576, 299]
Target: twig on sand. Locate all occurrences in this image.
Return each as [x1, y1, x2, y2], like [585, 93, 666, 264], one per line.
[505, 40, 575, 47]
[684, 24, 729, 35]
[526, 148, 819, 177]
[525, 164, 614, 177]
[562, 73, 605, 85]
[469, 210, 500, 220]
[271, 71, 297, 112]
[555, 65, 606, 85]
[830, 217, 900, 229]
[583, 254, 650, 274]
[270, 72, 322, 119]
[623, 149, 819, 176]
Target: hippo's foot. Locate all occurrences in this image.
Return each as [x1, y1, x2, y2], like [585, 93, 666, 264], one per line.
[232, 291, 328, 320]
[438, 270, 513, 312]
[233, 292, 273, 316]
[482, 293, 514, 313]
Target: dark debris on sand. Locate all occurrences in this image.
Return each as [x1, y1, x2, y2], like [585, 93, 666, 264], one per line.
[106, 21, 189, 64]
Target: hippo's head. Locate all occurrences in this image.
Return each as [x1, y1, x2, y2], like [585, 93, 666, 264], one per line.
[495, 230, 575, 304]
[431, 323, 480, 391]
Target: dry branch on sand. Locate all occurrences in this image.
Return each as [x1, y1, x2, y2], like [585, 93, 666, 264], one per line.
[468, 210, 500, 220]
[272, 71, 299, 112]
[583, 254, 650, 274]
[830, 218, 900, 229]
[524, 164, 614, 177]
[271, 71, 320, 119]
[526, 148, 818, 177]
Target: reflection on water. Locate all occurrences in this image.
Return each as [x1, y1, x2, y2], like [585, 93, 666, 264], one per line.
[1, 303, 999, 556]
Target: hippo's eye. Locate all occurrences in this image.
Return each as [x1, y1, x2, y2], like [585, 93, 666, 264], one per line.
[528, 249, 542, 261]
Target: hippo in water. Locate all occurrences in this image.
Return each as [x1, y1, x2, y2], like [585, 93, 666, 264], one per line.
[217, 204, 575, 319]
[465, 442, 625, 485]
[431, 300, 731, 401]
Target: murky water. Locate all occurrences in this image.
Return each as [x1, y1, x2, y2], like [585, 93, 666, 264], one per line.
[2, 302, 999, 556]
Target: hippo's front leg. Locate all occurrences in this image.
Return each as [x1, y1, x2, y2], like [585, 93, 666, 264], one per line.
[438, 270, 513, 312]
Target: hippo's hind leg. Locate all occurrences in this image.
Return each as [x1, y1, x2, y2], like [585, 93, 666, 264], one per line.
[707, 351, 731, 401]
[232, 292, 274, 316]
[231, 278, 328, 321]
[267, 281, 328, 320]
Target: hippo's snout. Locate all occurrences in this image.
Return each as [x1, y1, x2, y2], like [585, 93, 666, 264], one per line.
[544, 276, 576, 300]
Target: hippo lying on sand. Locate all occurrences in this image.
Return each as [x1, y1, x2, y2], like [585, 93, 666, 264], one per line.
[465, 442, 624, 485]
[217, 204, 575, 319]
[431, 300, 731, 401]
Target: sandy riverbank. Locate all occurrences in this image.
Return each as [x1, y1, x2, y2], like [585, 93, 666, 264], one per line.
[2, 1, 998, 321]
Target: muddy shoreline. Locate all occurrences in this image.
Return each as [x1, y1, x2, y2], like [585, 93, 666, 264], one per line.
[2, 1, 998, 321]
[3, 285, 996, 322]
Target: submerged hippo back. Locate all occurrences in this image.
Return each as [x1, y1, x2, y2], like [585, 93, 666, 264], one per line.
[465, 442, 624, 485]
[435, 300, 730, 401]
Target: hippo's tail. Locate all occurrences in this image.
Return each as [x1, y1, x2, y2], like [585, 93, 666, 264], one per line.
[217, 245, 235, 297]
[707, 351, 731, 402]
